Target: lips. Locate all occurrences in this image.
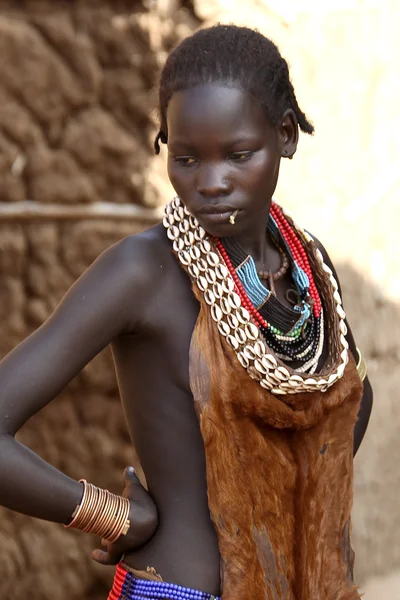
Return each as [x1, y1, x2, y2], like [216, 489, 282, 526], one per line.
[197, 204, 237, 215]
[198, 209, 239, 226]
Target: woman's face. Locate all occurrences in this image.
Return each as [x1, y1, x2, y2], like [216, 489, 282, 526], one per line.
[166, 84, 293, 238]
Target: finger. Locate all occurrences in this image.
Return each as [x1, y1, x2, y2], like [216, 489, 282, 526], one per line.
[91, 548, 120, 566]
[123, 466, 142, 487]
[123, 465, 136, 482]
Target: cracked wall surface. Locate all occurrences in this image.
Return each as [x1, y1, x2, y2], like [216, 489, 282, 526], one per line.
[0, 1, 399, 599]
[0, 2, 198, 599]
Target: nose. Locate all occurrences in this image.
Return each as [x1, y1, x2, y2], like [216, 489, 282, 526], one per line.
[197, 163, 231, 198]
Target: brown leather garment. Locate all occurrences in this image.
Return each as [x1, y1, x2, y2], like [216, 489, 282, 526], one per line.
[189, 287, 363, 600]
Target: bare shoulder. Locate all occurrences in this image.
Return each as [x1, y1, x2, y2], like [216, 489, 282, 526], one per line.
[99, 222, 171, 290]
[93, 222, 175, 327]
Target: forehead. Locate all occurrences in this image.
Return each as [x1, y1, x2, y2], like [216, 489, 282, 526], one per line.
[166, 84, 274, 145]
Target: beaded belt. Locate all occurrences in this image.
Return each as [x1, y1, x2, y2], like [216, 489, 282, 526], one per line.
[108, 563, 221, 600]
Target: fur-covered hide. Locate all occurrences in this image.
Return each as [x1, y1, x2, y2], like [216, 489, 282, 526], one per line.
[189, 291, 363, 600]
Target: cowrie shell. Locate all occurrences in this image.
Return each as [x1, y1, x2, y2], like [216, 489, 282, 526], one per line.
[333, 290, 342, 304]
[253, 340, 266, 357]
[211, 304, 223, 322]
[220, 297, 231, 315]
[167, 225, 179, 240]
[178, 250, 191, 265]
[337, 363, 346, 377]
[228, 292, 241, 309]
[173, 238, 184, 252]
[216, 263, 229, 279]
[254, 359, 267, 374]
[277, 366, 290, 379]
[200, 239, 212, 254]
[245, 322, 259, 341]
[260, 379, 272, 389]
[207, 252, 219, 267]
[330, 275, 339, 291]
[213, 282, 223, 299]
[197, 258, 207, 272]
[197, 276, 208, 292]
[235, 328, 247, 345]
[227, 335, 239, 350]
[237, 307, 250, 324]
[205, 269, 217, 284]
[237, 352, 250, 369]
[222, 278, 235, 294]
[217, 321, 230, 337]
[189, 246, 201, 260]
[188, 264, 199, 278]
[243, 345, 256, 361]
[183, 231, 195, 246]
[263, 354, 277, 367]
[322, 263, 333, 276]
[204, 290, 215, 305]
[227, 313, 239, 329]
[336, 305, 346, 319]
[179, 220, 189, 233]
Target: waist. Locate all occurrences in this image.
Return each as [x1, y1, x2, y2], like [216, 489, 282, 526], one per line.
[123, 523, 220, 595]
[109, 563, 221, 600]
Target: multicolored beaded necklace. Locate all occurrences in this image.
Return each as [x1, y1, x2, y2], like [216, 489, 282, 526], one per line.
[216, 203, 324, 373]
[163, 196, 349, 395]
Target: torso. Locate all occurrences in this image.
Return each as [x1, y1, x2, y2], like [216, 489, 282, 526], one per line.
[108, 221, 343, 593]
[111, 223, 220, 592]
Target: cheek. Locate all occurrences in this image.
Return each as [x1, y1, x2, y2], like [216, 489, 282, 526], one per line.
[239, 152, 280, 192]
[167, 158, 177, 187]
[167, 159, 191, 194]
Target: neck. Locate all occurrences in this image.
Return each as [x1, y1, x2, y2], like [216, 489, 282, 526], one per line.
[232, 204, 274, 265]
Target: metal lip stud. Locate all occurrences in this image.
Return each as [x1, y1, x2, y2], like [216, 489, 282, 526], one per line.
[229, 209, 239, 225]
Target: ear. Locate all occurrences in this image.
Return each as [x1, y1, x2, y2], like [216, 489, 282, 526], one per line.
[278, 109, 299, 160]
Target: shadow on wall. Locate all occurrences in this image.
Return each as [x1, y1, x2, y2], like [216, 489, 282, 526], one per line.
[0, 261, 399, 600]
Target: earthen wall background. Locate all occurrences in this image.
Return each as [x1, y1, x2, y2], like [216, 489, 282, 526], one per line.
[0, 1, 399, 598]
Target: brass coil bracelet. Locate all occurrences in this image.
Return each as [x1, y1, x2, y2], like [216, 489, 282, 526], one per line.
[64, 480, 130, 543]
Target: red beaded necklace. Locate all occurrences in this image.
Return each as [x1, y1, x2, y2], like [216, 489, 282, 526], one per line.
[270, 204, 321, 317]
[215, 203, 321, 331]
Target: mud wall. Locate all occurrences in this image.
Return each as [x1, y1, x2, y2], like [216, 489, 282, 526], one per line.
[0, 2, 197, 599]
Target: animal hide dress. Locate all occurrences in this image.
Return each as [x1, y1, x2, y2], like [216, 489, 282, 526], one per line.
[165, 197, 363, 600]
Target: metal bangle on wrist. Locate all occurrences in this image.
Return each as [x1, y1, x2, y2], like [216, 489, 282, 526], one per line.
[65, 479, 130, 543]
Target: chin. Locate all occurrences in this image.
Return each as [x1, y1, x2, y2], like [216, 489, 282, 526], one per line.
[200, 221, 236, 238]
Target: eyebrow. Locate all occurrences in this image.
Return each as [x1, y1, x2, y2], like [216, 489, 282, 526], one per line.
[168, 136, 261, 153]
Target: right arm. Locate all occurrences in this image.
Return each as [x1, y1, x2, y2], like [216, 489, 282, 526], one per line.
[0, 235, 151, 526]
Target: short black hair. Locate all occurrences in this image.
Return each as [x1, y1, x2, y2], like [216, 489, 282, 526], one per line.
[154, 24, 314, 154]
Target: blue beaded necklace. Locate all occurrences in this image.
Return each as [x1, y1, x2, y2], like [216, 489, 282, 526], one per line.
[220, 213, 323, 369]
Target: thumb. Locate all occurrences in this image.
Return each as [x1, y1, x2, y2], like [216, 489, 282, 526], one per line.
[123, 466, 140, 485]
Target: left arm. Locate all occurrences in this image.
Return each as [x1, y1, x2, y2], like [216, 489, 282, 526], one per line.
[313, 237, 373, 456]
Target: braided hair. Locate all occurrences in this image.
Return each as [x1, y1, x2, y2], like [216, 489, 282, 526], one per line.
[154, 24, 314, 154]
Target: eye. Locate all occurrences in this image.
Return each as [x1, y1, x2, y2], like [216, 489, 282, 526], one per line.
[174, 156, 197, 166]
[229, 151, 254, 162]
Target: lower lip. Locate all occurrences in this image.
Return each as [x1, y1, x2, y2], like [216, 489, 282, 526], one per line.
[199, 211, 237, 225]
